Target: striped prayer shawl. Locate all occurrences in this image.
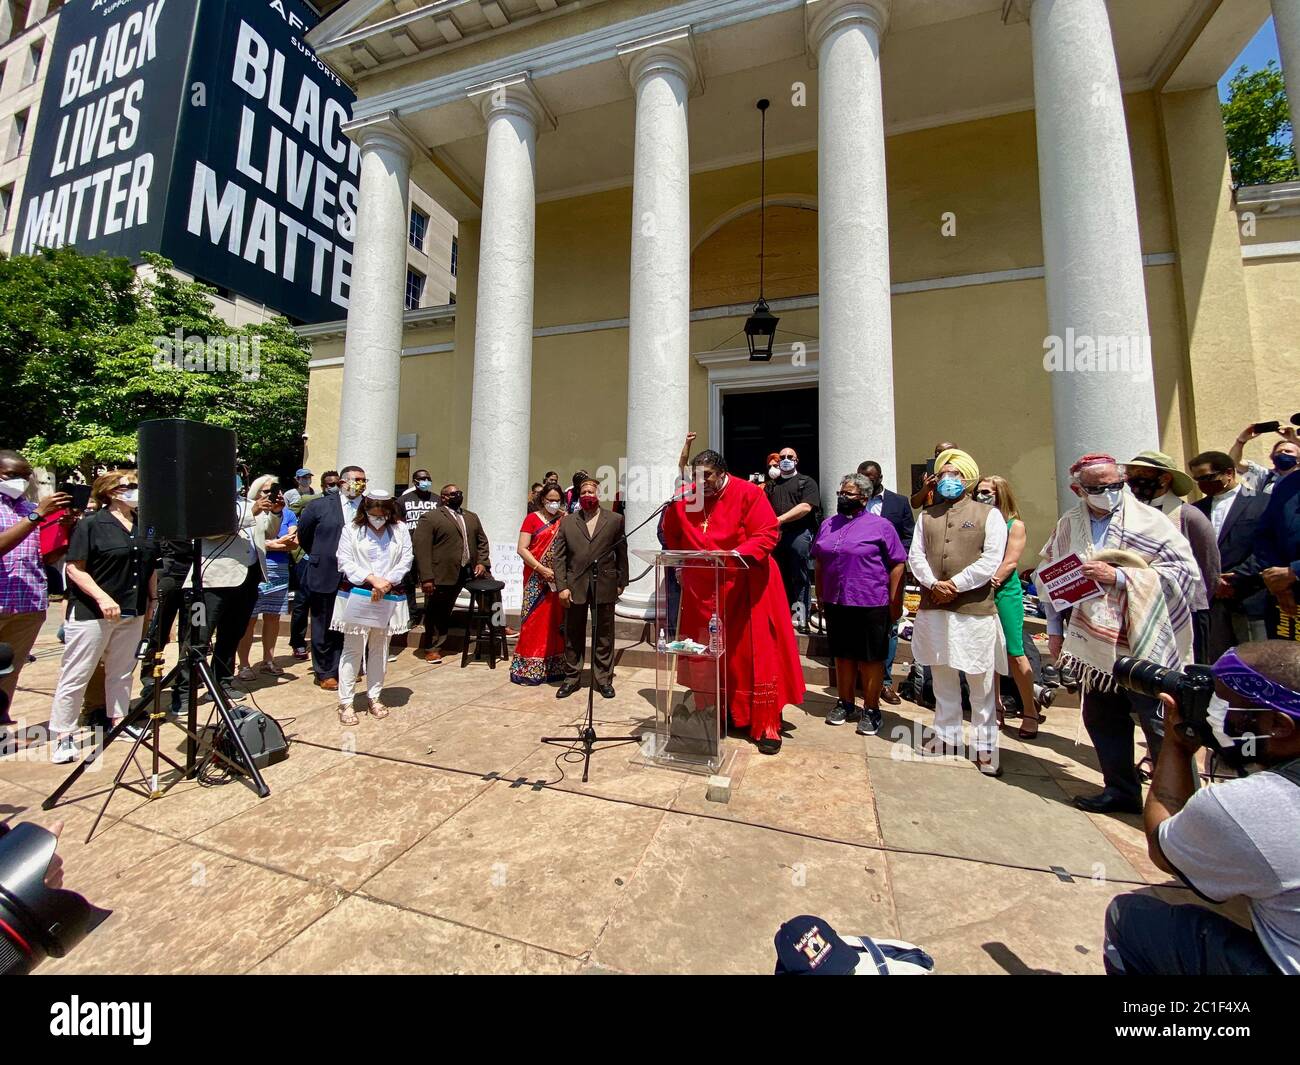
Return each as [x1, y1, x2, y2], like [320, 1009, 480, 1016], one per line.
[1037, 490, 1197, 691]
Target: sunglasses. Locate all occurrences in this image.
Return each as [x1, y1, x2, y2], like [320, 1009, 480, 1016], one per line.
[1079, 481, 1125, 495]
[1194, 472, 1227, 483]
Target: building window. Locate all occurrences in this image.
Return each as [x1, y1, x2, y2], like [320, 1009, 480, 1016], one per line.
[450, 236, 458, 277]
[405, 268, 425, 311]
[25, 41, 41, 85]
[7, 109, 29, 162]
[4, 2, 30, 42]
[408, 207, 427, 252]
[0, 184, 12, 233]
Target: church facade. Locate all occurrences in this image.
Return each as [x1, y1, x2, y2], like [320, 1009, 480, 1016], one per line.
[301, 0, 1300, 616]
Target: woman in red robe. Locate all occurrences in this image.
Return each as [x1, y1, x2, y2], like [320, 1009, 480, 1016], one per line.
[661, 450, 805, 753]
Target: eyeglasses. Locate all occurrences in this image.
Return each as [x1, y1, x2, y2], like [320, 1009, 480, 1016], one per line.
[835, 491, 862, 499]
[1079, 481, 1125, 495]
[114, 483, 139, 492]
[1193, 472, 1227, 483]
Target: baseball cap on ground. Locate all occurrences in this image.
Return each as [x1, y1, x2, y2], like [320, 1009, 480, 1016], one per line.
[774, 915, 935, 975]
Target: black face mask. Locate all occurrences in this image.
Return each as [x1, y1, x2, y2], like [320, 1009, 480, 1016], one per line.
[973, 491, 995, 506]
[1127, 477, 1162, 505]
[444, 493, 464, 510]
[837, 497, 865, 516]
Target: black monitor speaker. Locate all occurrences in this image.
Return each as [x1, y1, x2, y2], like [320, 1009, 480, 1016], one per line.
[138, 419, 238, 541]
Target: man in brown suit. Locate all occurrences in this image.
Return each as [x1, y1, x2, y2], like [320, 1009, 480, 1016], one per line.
[553, 478, 628, 699]
[413, 483, 491, 663]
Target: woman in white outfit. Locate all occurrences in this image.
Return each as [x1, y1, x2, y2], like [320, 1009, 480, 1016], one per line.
[333, 489, 412, 724]
[50, 471, 158, 763]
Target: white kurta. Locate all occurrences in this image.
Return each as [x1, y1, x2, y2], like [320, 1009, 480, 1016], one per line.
[908, 507, 1009, 675]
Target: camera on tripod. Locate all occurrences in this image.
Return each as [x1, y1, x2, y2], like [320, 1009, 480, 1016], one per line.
[1114, 656, 1215, 747]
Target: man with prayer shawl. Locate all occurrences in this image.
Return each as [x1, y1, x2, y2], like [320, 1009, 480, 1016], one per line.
[908, 448, 1009, 775]
[1036, 453, 1199, 815]
[661, 449, 805, 755]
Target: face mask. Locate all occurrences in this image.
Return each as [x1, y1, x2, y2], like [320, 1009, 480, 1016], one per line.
[1085, 487, 1123, 514]
[1205, 694, 1271, 772]
[368, 514, 387, 530]
[936, 476, 964, 501]
[544, 500, 562, 515]
[768, 466, 780, 480]
[324, 485, 339, 495]
[417, 480, 432, 492]
[119, 489, 138, 507]
[235, 475, 244, 494]
[779, 459, 796, 475]
[837, 496, 864, 516]
[579, 495, 599, 511]
[1274, 452, 1298, 472]
[1127, 477, 1162, 504]
[0, 477, 29, 499]
[973, 490, 995, 506]
[444, 492, 463, 509]
[343, 480, 366, 499]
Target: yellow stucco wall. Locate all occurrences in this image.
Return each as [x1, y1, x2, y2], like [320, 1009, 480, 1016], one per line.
[307, 90, 1293, 548]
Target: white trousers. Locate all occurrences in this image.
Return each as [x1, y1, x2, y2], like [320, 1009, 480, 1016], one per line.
[339, 629, 390, 704]
[50, 616, 146, 736]
[931, 664, 998, 755]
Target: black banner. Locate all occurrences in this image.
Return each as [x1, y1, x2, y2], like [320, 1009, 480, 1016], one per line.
[13, 0, 198, 260]
[162, 0, 358, 323]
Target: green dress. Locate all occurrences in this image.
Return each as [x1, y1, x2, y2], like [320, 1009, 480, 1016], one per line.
[994, 518, 1025, 658]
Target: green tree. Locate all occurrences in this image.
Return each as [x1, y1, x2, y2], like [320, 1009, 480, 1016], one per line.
[1222, 60, 1298, 187]
[0, 248, 311, 479]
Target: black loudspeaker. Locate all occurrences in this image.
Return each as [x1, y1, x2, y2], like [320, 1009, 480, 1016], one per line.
[138, 419, 238, 540]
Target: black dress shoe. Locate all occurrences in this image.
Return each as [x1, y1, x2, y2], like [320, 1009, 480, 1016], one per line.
[556, 682, 581, 699]
[598, 684, 615, 699]
[756, 736, 782, 755]
[1073, 792, 1142, 815]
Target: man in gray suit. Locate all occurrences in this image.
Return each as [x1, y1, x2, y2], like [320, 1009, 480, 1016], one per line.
[553, 477, 628, 699]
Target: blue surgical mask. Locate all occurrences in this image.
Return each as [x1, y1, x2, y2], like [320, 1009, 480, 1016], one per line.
[417, 480, 433, 491]
[936, 476, 964, 501]
[1273, 452, 1298, 472]
[779, 459, 796, 474]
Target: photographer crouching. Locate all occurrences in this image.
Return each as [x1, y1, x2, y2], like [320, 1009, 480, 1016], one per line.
[1104, 641, 1300, 975]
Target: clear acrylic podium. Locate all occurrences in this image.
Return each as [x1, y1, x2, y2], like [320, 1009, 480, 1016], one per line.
[632, 549, 749, 775]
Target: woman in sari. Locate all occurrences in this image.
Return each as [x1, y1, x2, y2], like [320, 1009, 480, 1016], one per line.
[511, 483, 568, 684]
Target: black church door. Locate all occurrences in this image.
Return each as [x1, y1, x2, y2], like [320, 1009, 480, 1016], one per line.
[721, 387, 820, 487]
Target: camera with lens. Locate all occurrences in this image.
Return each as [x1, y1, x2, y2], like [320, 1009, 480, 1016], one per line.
[1114, 656, 1215, 747]
[0, 821, 111, 974]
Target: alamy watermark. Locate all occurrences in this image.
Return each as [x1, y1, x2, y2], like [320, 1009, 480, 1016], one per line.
[152, 328, 261, 381]
[1042, 327, 1152, 382]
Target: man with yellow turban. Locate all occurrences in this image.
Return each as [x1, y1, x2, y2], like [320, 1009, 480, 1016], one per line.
[906, 448, 1009, 775]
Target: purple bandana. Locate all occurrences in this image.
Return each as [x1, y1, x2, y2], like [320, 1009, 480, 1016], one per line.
[1212, 649, 1300, 719]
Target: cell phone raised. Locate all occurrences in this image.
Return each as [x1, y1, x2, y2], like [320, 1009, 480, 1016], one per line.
[925, 459, 936, 476]
[1254, 421, 1282, 434]
[59, 483, 92, 511]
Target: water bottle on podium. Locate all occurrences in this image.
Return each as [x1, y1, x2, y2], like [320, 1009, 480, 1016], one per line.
[708, 612, 723, 656]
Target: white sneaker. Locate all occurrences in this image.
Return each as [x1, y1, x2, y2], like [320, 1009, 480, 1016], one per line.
[51, 736, 77, 764]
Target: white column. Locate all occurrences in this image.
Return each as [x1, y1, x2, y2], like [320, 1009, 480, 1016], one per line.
[336, 119, 413, 492]
[617, 32, 697, 619]
[808, 0, 896, 492]
[465, 77, 546, 550]
[1027, 0, 1159, 511]
[1274, 0, 1300, 121]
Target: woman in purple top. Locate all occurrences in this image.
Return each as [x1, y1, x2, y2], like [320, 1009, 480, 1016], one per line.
[812, 473, 908, 736]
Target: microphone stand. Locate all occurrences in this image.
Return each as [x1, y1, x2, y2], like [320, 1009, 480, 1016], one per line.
[539, 490, 683, 782]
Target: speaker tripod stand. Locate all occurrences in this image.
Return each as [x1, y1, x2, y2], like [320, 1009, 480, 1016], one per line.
[44, 539, 270, 841]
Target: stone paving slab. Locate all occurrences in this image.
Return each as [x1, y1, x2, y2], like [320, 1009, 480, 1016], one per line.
[361, 782, 666, 958]
[869, 756, 1143, 881]
[252, 894, 584, 975]
[39, 840, 340, 975]
[591, 813, 898, 975]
